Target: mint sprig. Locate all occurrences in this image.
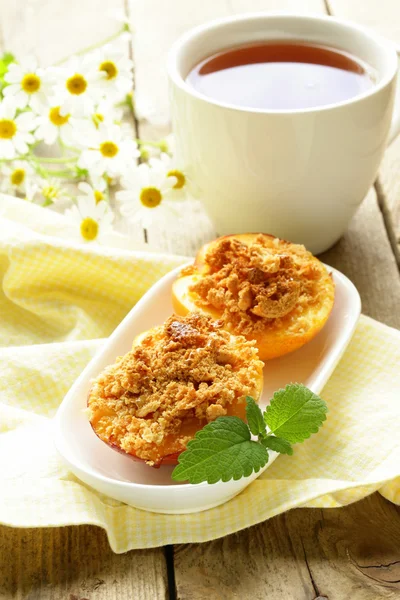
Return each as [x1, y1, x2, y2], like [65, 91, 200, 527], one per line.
[171, 384, 327, 484]
[264, 384, 327, 443]
[170, 417, 269, 484]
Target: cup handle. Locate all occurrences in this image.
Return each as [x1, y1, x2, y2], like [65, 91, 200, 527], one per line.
[388, 44, 400, 145]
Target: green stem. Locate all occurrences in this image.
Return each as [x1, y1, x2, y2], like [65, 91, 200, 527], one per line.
[33, 155, 78, 164]
[135, 139, 164, 148]
[0, 156, 29, 163]
[42, 170, 76, 178]
[54, 25, 129, 65]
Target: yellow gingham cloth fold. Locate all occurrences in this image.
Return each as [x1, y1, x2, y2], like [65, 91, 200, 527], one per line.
[1, 196, 399, 552]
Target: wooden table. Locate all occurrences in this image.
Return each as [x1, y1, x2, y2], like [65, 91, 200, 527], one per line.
[1, 1, 400, 598]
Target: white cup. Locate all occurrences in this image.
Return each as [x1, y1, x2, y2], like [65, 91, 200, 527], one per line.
[168, 13, 400, 254]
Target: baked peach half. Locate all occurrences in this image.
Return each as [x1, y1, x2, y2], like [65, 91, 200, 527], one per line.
[172, 233, 335, 360]
[87, 313, 264, 467]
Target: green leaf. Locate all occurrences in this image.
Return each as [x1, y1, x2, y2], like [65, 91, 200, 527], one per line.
[171, 416, 269, 484]
[261, 435, 293, 455]
[246, 396, 266, 436]
[0, 52, 15, 83]
[264, 383, 327, 443]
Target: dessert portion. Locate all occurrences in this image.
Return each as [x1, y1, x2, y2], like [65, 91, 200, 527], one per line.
[88, 313, 263, 466]
[172, 233, 335, 360]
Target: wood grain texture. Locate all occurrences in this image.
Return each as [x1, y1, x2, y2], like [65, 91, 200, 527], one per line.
[0, 2, 168, 599]
[327, 0, 400, 257]
[174, 494, 400, 600]
[0, 525, 168, 600]
[0, 0, 124, 65]
[320, 189, 400, 329]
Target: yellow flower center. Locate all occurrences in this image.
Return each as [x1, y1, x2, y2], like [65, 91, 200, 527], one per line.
[140, 187, 162, 208]
[94, 190, 104, 204]
[42, 186, 58, 200]
[10, 168, 25, 186]
[49, 106, 70, 127]
[80, 217, 99, 241]
[0, 119, 16, 139]
[168, 169, 186, 190]
[100, 141, 118, 158]
[66, 74, 87, 95]
[99, 61, 118, 80]
[21, 73, 41, 93]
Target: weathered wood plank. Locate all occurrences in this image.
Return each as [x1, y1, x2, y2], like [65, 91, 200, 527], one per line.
[327, 0, 400, 257]
[326, 0, 400, 43]
[174, 494, 400, 600]
[320, 189, 400, 329]
[0, 2, 168, 599]
[0, 0, 124, 65]
[0, 525, 168, 600]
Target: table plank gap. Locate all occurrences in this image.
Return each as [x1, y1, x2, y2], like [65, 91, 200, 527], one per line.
[174, 494, 400, 600]
[375, 178, 400, 268]
[165, 545, 178, 600]
[124, 0, 140, 140]
[326, 0, 400, 256]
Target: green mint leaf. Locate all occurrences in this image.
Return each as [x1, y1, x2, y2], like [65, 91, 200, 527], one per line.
[264, 383, 327, 443]
[246, 396, 266, 436]
[261, 435, 293, 455]
[171, 416, 269, 484]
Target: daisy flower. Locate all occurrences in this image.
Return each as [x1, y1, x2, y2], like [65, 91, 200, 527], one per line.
[0, 100, 36, 158]
[77, 181, 108, 206]
[51, 56, 103, 117]
[39, 178, 69, 206]
[0, 160, 34, 195]
[85, 99, 124, 135]
[3, 57, 54, 112]
[156, 152, 188, 196]
[117, 160, 177, 228]
[65, 195, 114, 243]
[93, 43, 133, 101]
[35, 104, 87, 146]
[78, 123, 139, 178]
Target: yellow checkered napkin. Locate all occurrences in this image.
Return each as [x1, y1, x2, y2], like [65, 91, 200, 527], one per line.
[1, 197, 399, 552]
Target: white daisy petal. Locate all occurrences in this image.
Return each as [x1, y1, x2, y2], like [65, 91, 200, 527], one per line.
[0, 139, 16, 159]
[15, 112, 37, 131]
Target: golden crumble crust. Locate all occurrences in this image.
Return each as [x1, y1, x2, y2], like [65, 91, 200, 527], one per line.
[189, 234, 333, 336]
[88, 313, 263, 465]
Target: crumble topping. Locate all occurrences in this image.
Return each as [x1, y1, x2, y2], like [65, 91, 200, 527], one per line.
[189, 235, 333, 336]
[88, 313, 263, 465]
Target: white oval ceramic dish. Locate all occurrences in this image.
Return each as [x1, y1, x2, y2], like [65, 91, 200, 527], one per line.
[54, 263, 361, 514]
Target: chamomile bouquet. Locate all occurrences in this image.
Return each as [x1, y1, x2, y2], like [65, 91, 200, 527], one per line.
[0, 24, 188, 245]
